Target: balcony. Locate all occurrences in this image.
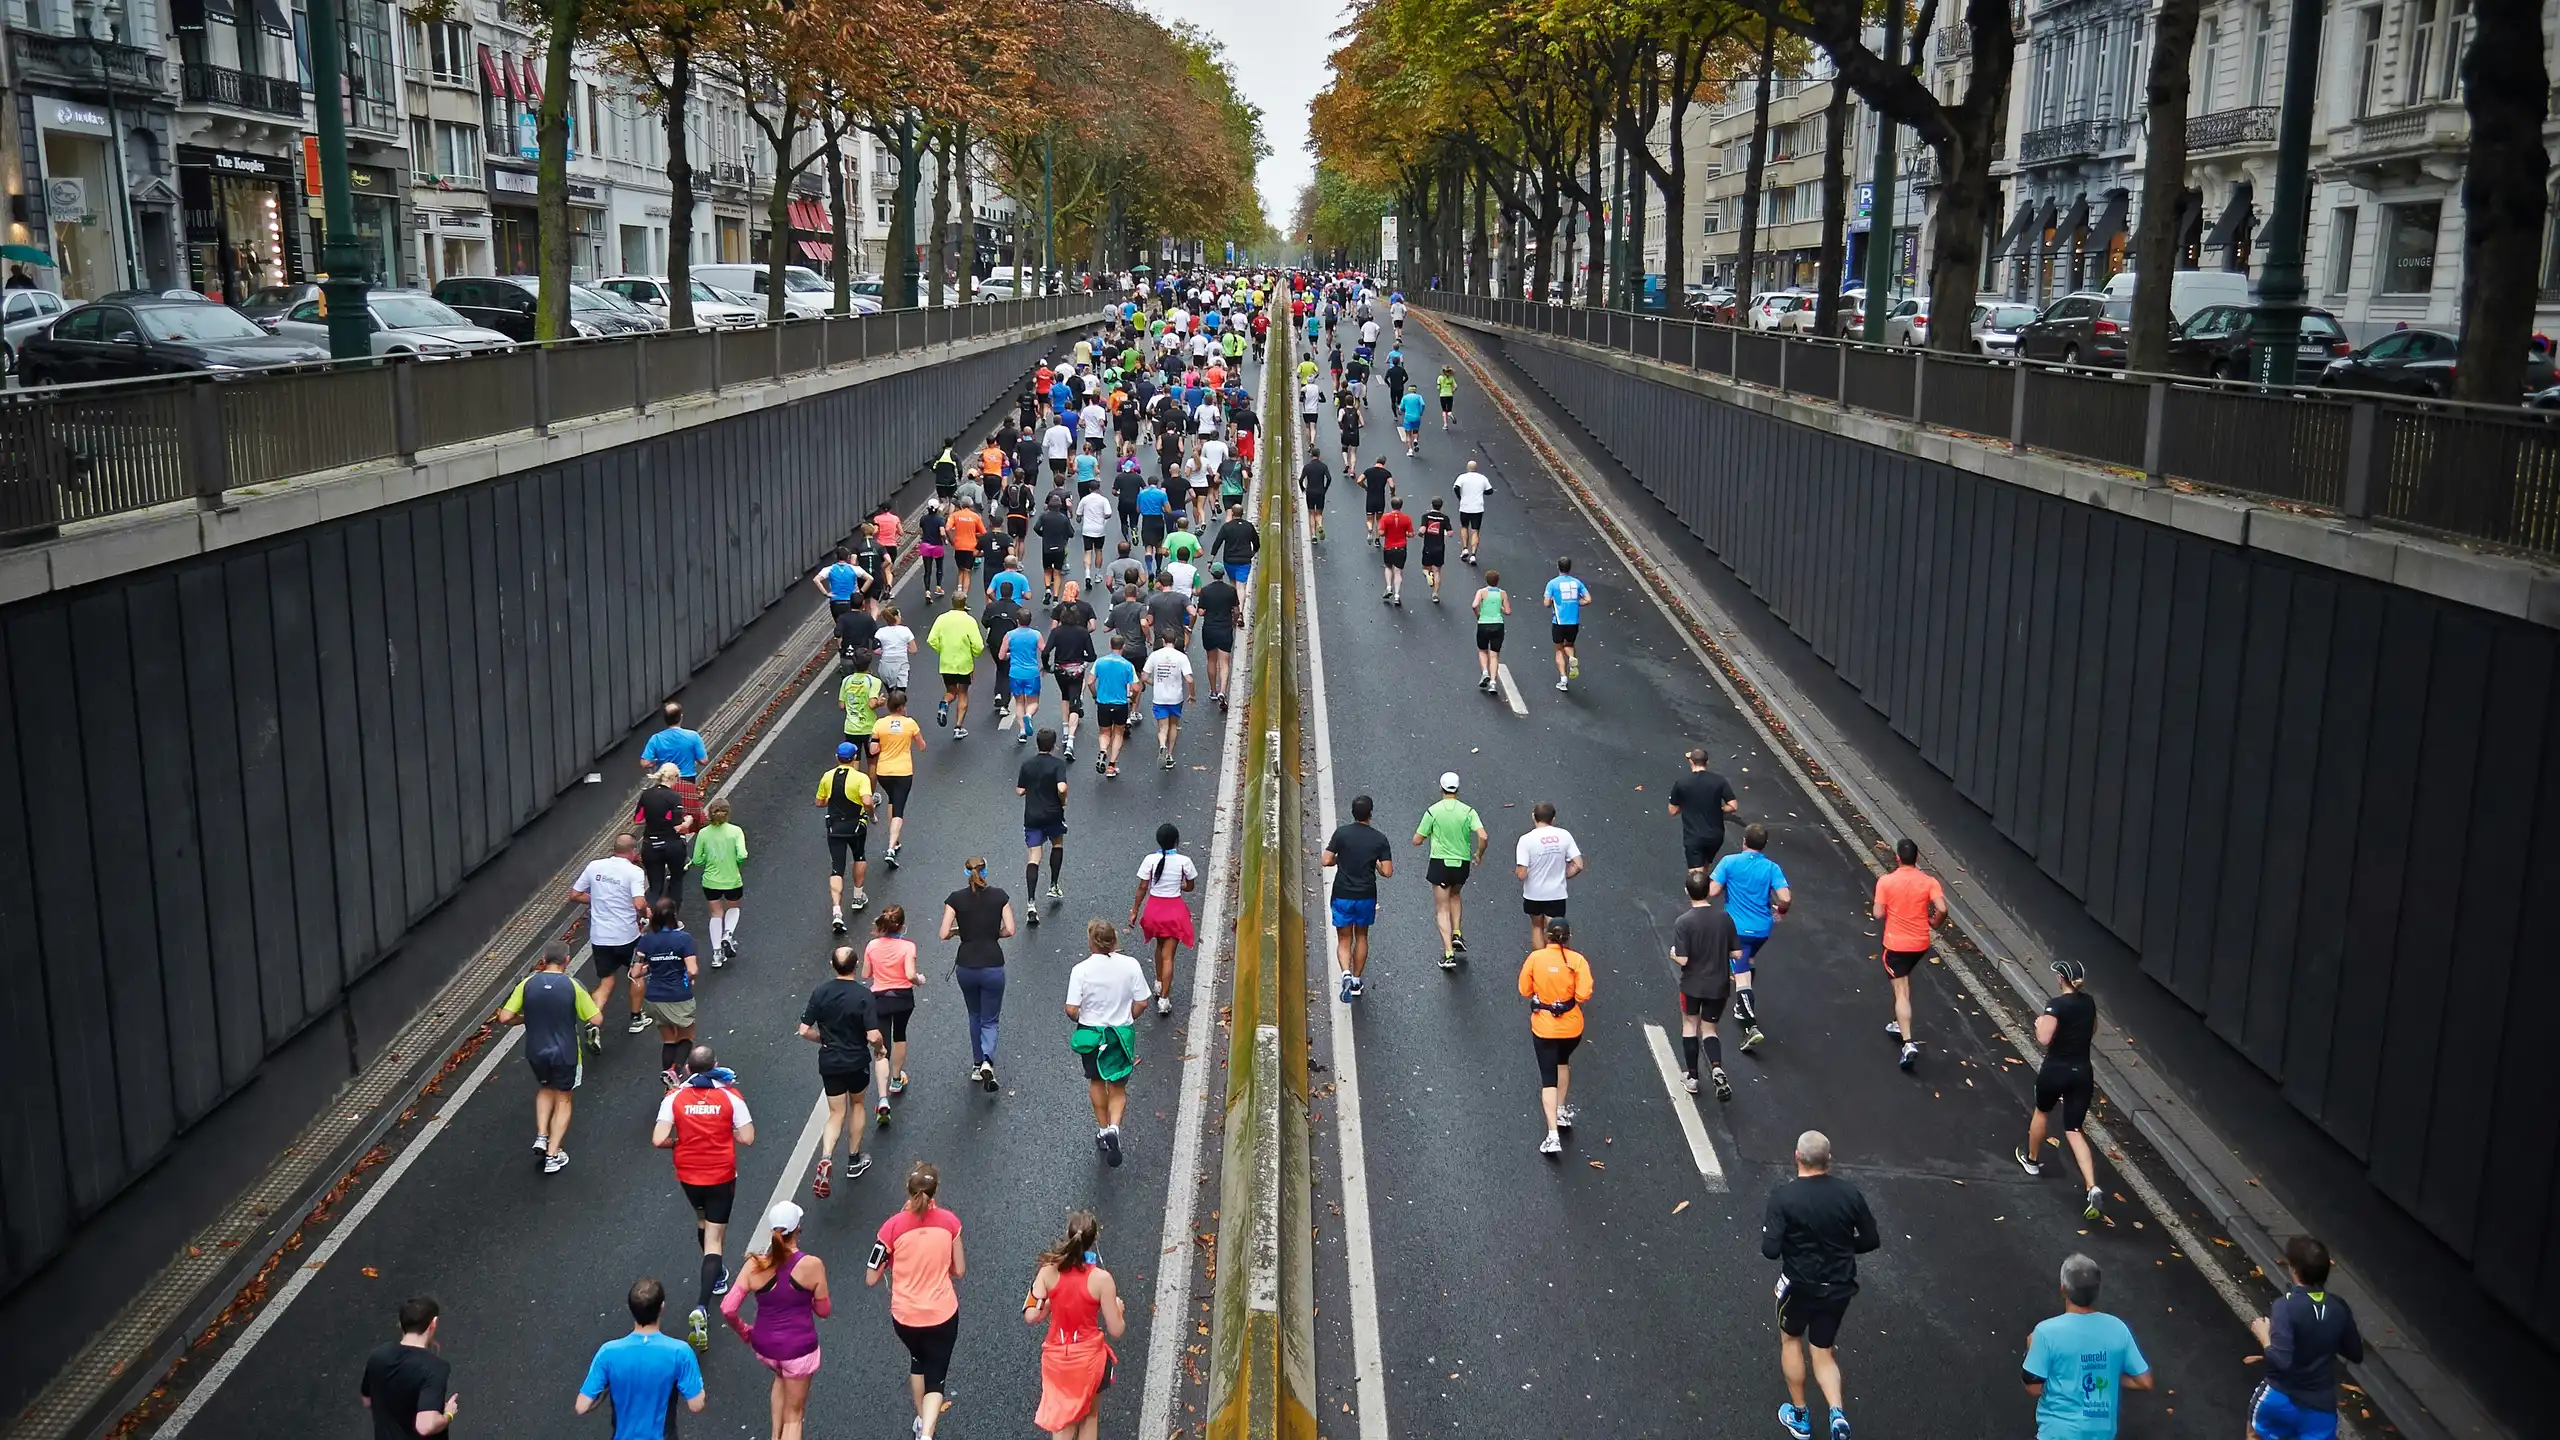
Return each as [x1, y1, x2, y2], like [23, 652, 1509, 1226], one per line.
[8, 29, 164, 97]
[2327, 100, 2468, 185]
[181, 62, 301, 119]
[2017, 117, 2132, 165]
[2188, 105, 2277, 153]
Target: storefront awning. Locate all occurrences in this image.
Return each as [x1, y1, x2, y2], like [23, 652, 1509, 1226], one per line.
[798, 239, 835, 264]
[2088, 189, 2130, 252]
[787, 198, 829, 233]
[479, 44, 506, 99]
[2033, 197, 2058, 250]
[519, 54, 543, 107]
[2175, 188, 2203, 249]
[2203, 181, 2253, 252]
[2057, 193, 2090, 250]
[252, 0, 291, 38]
[1996, 201, 2038, 259]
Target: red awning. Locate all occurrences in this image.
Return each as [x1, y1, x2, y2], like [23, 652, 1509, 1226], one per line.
[787, 198, 829, 233]
[798, 239, 835, 264]
[518, 54, 542, 107]
[478, 43, 505, 98]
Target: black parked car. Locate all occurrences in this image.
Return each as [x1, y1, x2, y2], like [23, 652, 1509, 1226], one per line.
[431, 275, 652, 340]
[13, 298, 329, 386]
[2314, 326, 2558, 399]
[2166, 304, 2351, 379]
[2014, 291, 2132, 368]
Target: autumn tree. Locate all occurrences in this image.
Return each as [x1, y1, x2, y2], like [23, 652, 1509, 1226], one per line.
[596, 0, 727, 329]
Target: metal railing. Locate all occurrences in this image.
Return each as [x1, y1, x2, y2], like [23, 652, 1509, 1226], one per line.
[0, 293, 1092, 542]
[2188, 105, 2279, 151]
[1419, 291, 2560, 562]
[181, 61, 302, 118]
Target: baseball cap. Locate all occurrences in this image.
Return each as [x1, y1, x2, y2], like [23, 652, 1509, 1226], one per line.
[836, 741, 857, 760]
[2050, 958, 2087, 985]
[765, 1200, 805, 1233]
[1439, 771, 1461, 793]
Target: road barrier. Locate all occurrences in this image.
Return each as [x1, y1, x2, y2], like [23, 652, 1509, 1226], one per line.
[1207, 319, 1317, 1440]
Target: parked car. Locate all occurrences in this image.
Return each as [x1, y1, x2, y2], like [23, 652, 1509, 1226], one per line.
[1749, 292, 1815, 333]
[594, 275, 763, 329]
[1880, 295, 1931, 347]
[1691, 288, 1737, 323]
[2314, 326, 2558, 399]
[2, 286, 70, 374]
[974, 278, 1016, 302]
[587, 286, 668, 330]
[14, 297, 328, 385]
[96, 288, 213, 303]
[2165, 304, 2350, 379]
[271, 289, 513, 358]
[429, 276, 651, 340]
[1970, 302, 2040, 357]
[691, 262, 837, 319]
[238, 282, 321, 330]
[2100, 269, 2251, 324]
[2014, 291, 2132, 368]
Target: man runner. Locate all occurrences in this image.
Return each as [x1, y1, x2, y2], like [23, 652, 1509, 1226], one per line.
[1543, 557, 1589, 692]
[1763, 1131, 1880, 1440]
[1322, 794, 1395, 1002]
[793, 961, 874, 1197]
[2248, 1237, 2364, 1440]
[572, 834, 651, 1037]
[1872, 839, 1947, 1073]
[1299, 452, 1332, 542]
[1091, 634, 1140, 778]
[1412, 772, 1489, 970]
[654, 1044, 756, 1351]
[494, 946, 598, 1174]
[1018, 728, 1070, 915]
[1143, 630, 1195, 769]
[1667, 747, 1740, 872]
[1452, 460, 1492, 564]
[1670, 869, 1740, 1100]
[926, 594, 984, 740]
[1195, 563, 1241, 709]
[1512, 801, 1583, 952]
[1708, 823, 1790, 1050]
[817, 743, 875, 932]
[1417, 497, 1452, 602]
[1437, 364, 1459, 429]
[1378, 497, 1414, 605]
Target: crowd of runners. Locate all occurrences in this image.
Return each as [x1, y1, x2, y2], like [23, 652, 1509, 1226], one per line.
[350, 269, 2368, 1440]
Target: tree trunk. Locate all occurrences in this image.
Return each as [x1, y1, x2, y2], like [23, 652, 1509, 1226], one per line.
[827, 126, 850, 313]
[1662, 95, 1690, 292]
[1470, 169, 1490, 293]
[1923, 109, 2003, 352]
[954, 122, 975, 303]
[1815, 80, 1851, 335]
[1608, 142, 1627, 306]
[763, 134, 797, 323]
[887, 115, 920, 308]
[1737, 25, 1777, 314]
[1585, 114, 1608, 307]
[661, 45, 696, 329]
[533, 0, 583, 340]
[1532, 174, 1562, 302]
[927, 127, 951, 307]
[2130, 0, 2203, 371]
[2455, 0, 2550, 401]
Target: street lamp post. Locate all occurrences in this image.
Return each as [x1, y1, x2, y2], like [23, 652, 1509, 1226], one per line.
[1042, 127, 1054, 296]
[2248, 0, 2327, 386]
[1860, 0, 1905, 340]
[306, 0, 370, 358]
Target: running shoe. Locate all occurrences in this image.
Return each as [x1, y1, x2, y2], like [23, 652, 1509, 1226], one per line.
[1537, 1131, 1562, 1156]
[661, 1066, 684, 1090]
[844, 1151, 873, 1180]
[812, 1157, 832, 1200]
[2084, 1187, 2104, 1221]
[720, 937, 739, 965]
[1340, 972, 1356, 1004]
[1047, 884, 1065, 901]
[1348, 975, 1364, 996]
[1898, 1043, 1919, 1072]
[1439, 952, 1458, 971]
[1568, 657, 1580, 679]
[1450, 931, 1468, 956]
[1096, 755, 1109, 775]
[954, 726, 969, 740]
[1101, 1128, 1124, 1167]
[1156, 995, 1173, 1017]
[533, 1133, 549, 1151]
[1555, 678, 1568, 692]
[1027, 908, 1041, 927]
[1884, 1021, 1902, 1040]
[1740, 1023, 1765, 1053]
[1683, 1070, 1700, 1094]
[1830, 1409, 1851, 1440]
[1162, 754, 1176, 770]
[831, 910, 846, 935]
[937, 700, 949, 727]
[1777, 1403, 1812, 1440]
[1107, 762, 1121, 778]
[1382, 590, 1393, 602]
[542, 1150, 570, 1174]
[876, 1101, 892, 1126]
[687, 1307, 710, 1352]
[1018, 726, 1032, 744]
[1713, 1066, 1734, 1101]
[889, 1070, 909, 1095]
[628, 1013, 649, 1034]
[1556, 1104, 1578, 1131]
[981, 1065, 999, 1093]
[851, 888, 870, 911]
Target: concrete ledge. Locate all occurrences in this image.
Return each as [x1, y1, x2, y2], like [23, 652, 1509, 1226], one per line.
[1456, 317, 2560, 630]
[4, 325, 1071, 601]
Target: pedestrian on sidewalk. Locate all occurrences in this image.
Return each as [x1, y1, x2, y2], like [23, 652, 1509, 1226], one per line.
[653, 1045, 756, 1352]
[869, 1163, 966, 1440]
[1469, 569, 1511, 693]
[1543, 557, 1589, 692]
[1518, 919, 1594, 1157]
[1413, 773, 1488, 970]
[495, 946, 598, 1173]
[635, 899, 701, 1086]
[634, 764, 695, 909]
[864, 906, 920, 1126]
[360, 1296, 457, 1437]
[1026, 1210, 1127, 1440]
[2017, 958, 2108, 1221]
[691, 798, 748, 970]
[941, 857, 1016, 1093]
[1762, 1130, 1879, 1440]
[2248, 1236, 2364, 1440]
[2022, 1254, 2153, 1439]
[1067, 920, 1153, 1166]
[1128, 823, 1197, 1015]
[571, 834, 650, 1036]
[798, 946, 874, 1199]
[1513, 802, 1584, 952]
[1670, 869, 1740, 1101]
[1708, 824, 1791, 1051]
[720, 1202, 831, 1440]
[816, 744, 875, 934]
[1872, 839, 1947, 1073]
[576, 1280, 704, 1436]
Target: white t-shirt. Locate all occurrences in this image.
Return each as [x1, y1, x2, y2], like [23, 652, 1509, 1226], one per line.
[1193, 400, 1222, 435]
[1453, 471, 1494, 515]
[1137, 849, 1200, 898]
[1189, 333, 1212, 359]
[576, 856, 649, 946]
[1066, 951, 1153, 1027]
[1043, 423, 1074, 460]
[1077, 491, 1116, 538]
[1198, 439, 1228, 475]
[1391, 301, 1407, 321]
[1144, 647, 1193, 703]
[1080, 403, 1109, 441]
[1514, 825, 1582, 902]
[874, 624, 916, 684]
[1360, 320, 1380, 345]
[1165, 558, 1198, 595]
[1299, 381, 1324, 415]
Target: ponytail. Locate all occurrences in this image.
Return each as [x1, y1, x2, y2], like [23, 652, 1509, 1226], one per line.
[964, 856, 989, 892]
[905, 1161, 940, 1214]
[1040, 1210, 1102, 1270]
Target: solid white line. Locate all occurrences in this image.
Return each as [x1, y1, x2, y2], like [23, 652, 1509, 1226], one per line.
[152, 1023, 527, 1439]
[1641, 1023, 1729, 1192]
[746, 1096, 832, 1257]
[1496, 663, 1528, 716]
[1137, 456, 1264, 1440]
[1301, 464, 1393, 1440]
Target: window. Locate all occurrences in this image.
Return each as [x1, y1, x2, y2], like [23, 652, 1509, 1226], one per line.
[2329, 206, 2359, 291]
[2195, 17, 2221, 110]
[2379, 200, 2439, 292]
[412, 115, 433, 172]
[436, 120, 482, 182]
[2404, 0, 2436, 102]
[423, 19, 470, 84]
[2356, 7, 2385, 116]
[2440, 0, 2469, 98]
[2247, 4, 2274, 104]
[2036, 41, 2056, 123]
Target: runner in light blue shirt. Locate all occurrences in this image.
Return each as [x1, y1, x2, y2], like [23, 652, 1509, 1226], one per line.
[1003, 622, 1044, 741]
[2023, 1256, 2153, 1440]
[1708, 823, 1790, 1050]
[1089, 634, 1141, 776]
[1397, 389, 1426, 456]
[1543, 558, 1591, 692]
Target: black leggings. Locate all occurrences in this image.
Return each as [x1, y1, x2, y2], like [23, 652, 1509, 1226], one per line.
[643, 841, 687, 906]
[894, 1314, 960, 1392]
[922, 551, 945, 589]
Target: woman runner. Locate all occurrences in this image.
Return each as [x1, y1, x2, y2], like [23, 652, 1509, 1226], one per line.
[864, 908, 920, 1126]
[1128, 822, 1198, 1018]
[1026, 1211, 1126, 1440]
[869, 1162, 965, 1440]
[916, 501, 950, 599]
[939, 858, 1016, 1092]
[720, 1200, 830, 1440]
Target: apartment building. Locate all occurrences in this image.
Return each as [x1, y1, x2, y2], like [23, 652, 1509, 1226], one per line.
[1682, 63, 1926, 297]
[7, 0, 182, 300]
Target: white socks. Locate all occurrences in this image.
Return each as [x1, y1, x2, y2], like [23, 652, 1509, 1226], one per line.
[706, 909, 738, 949]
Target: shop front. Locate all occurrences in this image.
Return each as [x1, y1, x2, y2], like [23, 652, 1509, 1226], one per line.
[298, 143, 405, 287]
[422, 207, 491, 283]
[179, 144, 302, 303]
[34, 99, 134, 300]
[488, 164, 538, 275]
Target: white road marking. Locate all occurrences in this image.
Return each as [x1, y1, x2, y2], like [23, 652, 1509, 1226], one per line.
[1641, 1023, 1728, 1192]
[746, 1096, 832, 1257]
[1299, 461, 1393, 1440]
[1495, 663, 1527, 716]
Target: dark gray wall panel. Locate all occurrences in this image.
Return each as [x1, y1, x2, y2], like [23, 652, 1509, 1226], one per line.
[1492, 332, 2560, 1343]
[0, 332, 1059, 1295]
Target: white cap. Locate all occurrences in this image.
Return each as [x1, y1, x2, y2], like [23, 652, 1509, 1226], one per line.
[1439, 771, 1461, 793]
[765, 1200, 805, 1233]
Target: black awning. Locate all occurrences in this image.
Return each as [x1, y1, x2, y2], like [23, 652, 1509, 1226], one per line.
[2175, 189, 2203, 247]
[2034, 197, 2059, 249]
[1996, 200, 2038, 258]
[2058, 193, 2091, 250]
[2089, 188, 2130, 250]
[2203, 181, 2254, 251]
[253, 0, 291, 37]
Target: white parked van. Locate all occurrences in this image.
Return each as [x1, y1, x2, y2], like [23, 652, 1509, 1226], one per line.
[2101, 270, 2250, 323]
[690, 263, 850, 319]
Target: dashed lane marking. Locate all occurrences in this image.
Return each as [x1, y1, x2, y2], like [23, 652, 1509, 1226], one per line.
[1641, 1024, 1729, 1192]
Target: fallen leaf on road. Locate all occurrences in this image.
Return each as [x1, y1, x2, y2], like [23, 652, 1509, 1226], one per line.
[1588, 1161, 1605, 1170]
[361, 1267, 380, 1278]
[1672, 1200, 1690, 1214]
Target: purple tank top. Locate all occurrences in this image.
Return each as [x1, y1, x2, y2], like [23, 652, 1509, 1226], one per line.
[750, 1257, 821, 1360]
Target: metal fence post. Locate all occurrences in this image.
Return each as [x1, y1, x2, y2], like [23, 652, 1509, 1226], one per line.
[1837, 344, 1851, 410]
[2010, 362, 2029, 452]
[393, 354, 422, 459]
[1689, 322, 1701, 370]
[2342, 401, 2379, 520]
[632, 333, 650, 415]
[183, 378, 231, 508]
[1777, 336, 1789, 395]
[1910, 351, 1926, 422]
[771, 322, 784, 382]
[1729, 325, 1740, 376]
[530, 344, 553, 434]
[711, 330, 725, 393]
[2141, 381, 2168, 483]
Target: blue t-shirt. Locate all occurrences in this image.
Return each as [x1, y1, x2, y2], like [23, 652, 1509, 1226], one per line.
[989, 569, 1030, 605]
[636, 930, 695, 1002]
[1544, 574, 1589, 624]
[639, 727, 707, 780]
[581, 1331, 704, 1440]
[2024, 1310, 2148, 1440]
[1003, 625, 1042, 679]
[1137, 486, 1169, 517]
[1399, 392, 1426, 427]
[1708, 849, 1789, 937]
[1203, 311, 1222, 332]
[1092, 653, 1139, 706]
[1185, 384, 1207, 410]
[1305, 316, 1321, 338]
[1075, 453, 1099, 486]
[1050, 379, 1075, 412]
[825, 561, 863, 601]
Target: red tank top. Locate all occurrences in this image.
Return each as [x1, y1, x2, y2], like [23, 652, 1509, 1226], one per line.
[1045, 1264, 1104, 1343]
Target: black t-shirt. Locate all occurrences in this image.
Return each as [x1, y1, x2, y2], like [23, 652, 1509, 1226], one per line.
[821, 764, 868, 837]
[1195, 580, 1239, 630]
[945, 885, 1010, 967]
[1018, 753, 1069, 828]
[1118, 465, 1150, 508]
[1016, 436, 1045, 478]
[1325, 822, 1394, 901]
[1044, 623, 1095, 675]
[1002, 482, 1036, 518]
[1146, 589, 1192, 637]
[801, 978, 873, 1069]
[361, 1341, 450, 1440]
[1361, 463, 1393, 502]
[1108, 600, 1148, 649]
[1219, 520, 1261, 566]
[1338, 411, 1361, 444]
[1036, 508, 1076, 549]
[1051, 596, 1097, 632]
[1154, 429, 1185, 470]
[1671, 904, 1739, 1000]
[982, 598, 1022, 642]
[636, 785, 686, 844]
[1299, 458, 1331, 501]
[1419, 511, 1450, 550]
[1760, 1173, 1881, 1299]
[836, 606, 879, 659]
[1669, 769, 1739, 848]
[2041, 990, 2098, 1071]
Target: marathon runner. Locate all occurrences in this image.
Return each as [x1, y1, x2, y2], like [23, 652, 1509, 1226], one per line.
[2018, 957, 2106, 1221]
[1452, 460, 1491, 564]
[799, 945, 875, 1196]
[493, 946, 598, 1175]
[1378, 497, 1413, 605]
[1872, 840, 1947, 1073]
[1670, 869, 1740, 1100]
[1543, 557, 1589, 692]
[1470, 569, 1511, 694]
[1519, 920, 1595, 1156]
[1322, 795, 1394, 1001]
[1413, 773, 1489, 970]
[1417, 496, 1451, 602]
[654, 1044, 756, 1352]
[816, 744, 875, 933]
[1709, 824, 1791, 1051]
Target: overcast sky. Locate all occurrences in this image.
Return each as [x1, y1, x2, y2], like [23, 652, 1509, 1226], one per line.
[1141, 0, 1346, 230]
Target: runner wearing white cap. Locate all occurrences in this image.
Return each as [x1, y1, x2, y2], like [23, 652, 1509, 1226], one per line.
[1411, 772, 1490, 971]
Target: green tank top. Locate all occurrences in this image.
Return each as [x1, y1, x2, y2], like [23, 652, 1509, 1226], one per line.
[1476, 587, 1505, 624]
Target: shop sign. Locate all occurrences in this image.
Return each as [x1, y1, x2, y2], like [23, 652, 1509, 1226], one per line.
[568, 181, 602, 203]
[46, 103, 112, 134]
[301, 138, 402, 196]
[431, 211, 492, 237]
[45, 177, 88, 220]
[181, 146, 296, 180]
[489, 169, 538, 195]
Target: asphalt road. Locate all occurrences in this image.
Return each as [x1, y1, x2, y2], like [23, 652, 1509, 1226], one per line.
[1301, 314, 2266, 1439]
[163, 470, 1242, 1438]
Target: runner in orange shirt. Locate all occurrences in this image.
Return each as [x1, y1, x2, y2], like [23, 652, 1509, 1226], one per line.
[946, 503, 987, 602]
[1871, 838, 1947, 1073]
[1517, 921, 1595, 1157]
